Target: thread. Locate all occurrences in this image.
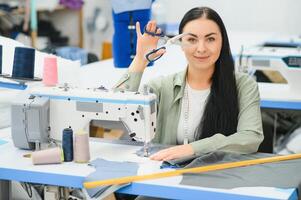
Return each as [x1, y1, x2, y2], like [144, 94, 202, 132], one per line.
[74, 130, 90, 163]
[32, 147, 63, 165]
[12, 47, 35, 79]
[62, 128, 74, 162]
[42, 56, 58, 86]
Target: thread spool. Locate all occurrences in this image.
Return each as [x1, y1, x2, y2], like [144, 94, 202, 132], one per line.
[12, 47, 35, 79]
[42, 57, 58, 86]
[74, 130, 90, 163]
[32, 147, 63, 165]
[62, 128, 74, 162]
[0, 45, 2, 75]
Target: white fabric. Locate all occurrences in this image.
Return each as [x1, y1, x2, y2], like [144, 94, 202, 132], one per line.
[177, 83, 210, 144]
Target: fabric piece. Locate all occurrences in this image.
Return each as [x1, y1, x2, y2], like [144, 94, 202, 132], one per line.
[180, 151, 301, 197]
[111, 0, 152, 14]
[135, 143, 197, 169]
[56, 46, 87, 65]
[85, 158, 139, 198]
[0, 139, 7, 145]
[161, 154, 199, 169]
[280, 127, 301, 154]
[135, 143, 173, 157]
[114, 70, 263, 155]
[59, 0, 84, 10]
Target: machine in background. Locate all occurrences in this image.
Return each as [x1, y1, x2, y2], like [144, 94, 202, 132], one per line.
[235, 45, 301, 153]
[235, 46, 301, 91]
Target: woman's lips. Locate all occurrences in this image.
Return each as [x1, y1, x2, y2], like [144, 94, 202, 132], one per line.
[193, 55, 210, 61]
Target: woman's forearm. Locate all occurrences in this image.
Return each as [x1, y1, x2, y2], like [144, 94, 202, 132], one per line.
[128, 56, 149, 73]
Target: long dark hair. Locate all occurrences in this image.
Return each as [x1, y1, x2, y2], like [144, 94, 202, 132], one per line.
[179, 7, 239, 139]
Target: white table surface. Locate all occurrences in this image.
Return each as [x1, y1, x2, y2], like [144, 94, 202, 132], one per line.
[0, 127, 298, 200]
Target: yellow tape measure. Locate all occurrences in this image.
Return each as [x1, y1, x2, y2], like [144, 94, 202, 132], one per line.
[84, 153, 301, 189]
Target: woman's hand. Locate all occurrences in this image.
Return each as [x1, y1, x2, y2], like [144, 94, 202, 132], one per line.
[149, 144, 195, 161]
[135, 20, 166, 62]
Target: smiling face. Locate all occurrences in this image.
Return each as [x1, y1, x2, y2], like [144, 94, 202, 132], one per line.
[181, 17, 222, 72]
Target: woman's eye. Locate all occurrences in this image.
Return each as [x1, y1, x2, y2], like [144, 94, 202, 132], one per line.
[188, 37, 198, 43]
[207, 37, 215, 42]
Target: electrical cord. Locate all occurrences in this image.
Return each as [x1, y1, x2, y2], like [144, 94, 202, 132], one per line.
[20, 182, 33, 198]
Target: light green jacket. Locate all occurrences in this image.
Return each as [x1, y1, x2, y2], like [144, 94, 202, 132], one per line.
[114, 69, 264, 155]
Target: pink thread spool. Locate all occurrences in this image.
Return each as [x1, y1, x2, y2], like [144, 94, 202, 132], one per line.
[32, 147, 62, 165]
[74, 131, 90, 163]
[42, 57, 58, 86]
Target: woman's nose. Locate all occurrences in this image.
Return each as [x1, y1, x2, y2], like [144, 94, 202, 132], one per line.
[196, 40, 206, 53]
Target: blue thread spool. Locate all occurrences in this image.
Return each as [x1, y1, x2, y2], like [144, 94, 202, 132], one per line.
[62, 128, 74, 162]
[12, 47, 35, 79]
[0, 45, 2, 75]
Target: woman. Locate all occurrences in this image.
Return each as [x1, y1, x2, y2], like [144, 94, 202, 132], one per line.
[115, 7, 263, 161]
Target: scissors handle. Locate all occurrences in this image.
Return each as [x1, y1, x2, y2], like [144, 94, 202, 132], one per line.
[145, 46, 166, 62]
[144, 26, 164, 37]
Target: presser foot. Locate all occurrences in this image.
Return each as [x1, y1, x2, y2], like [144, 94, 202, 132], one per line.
[143, 142, 151, 157]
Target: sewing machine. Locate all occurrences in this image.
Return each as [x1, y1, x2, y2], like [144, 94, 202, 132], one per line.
[262, 35, 301, 48]
[11, 85, 157, 151]
[235, 46, 301, 91]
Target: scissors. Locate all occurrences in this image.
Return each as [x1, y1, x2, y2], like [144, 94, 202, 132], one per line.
[144, 26, 190, 62]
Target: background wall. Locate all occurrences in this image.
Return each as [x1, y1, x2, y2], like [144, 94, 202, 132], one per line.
[80, 0, 301, 56]
[162, 0, 301, 34]
[1, 0, 300, 57]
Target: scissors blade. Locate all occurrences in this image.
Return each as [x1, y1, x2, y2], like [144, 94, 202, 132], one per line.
[166, 33, 192, 46]
[157, 36, 169, 46]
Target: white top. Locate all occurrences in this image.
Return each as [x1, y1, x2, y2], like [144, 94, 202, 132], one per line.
[177, 83, 210, 144]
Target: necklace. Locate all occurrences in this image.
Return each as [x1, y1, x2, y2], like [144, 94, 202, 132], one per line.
[183, 83, 189, 145]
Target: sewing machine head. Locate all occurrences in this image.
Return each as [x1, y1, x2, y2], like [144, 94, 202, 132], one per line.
[11, 86, 157, 150]
[235, 46, 301, 91]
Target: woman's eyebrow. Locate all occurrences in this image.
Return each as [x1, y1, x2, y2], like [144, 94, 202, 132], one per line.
[184, 32, 217, 38]
[205, 32, 217, 37]
[185, 33, 198, 37]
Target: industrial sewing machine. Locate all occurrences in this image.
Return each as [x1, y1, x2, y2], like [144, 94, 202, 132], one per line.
[262, 35, 301, 48]
[235, 46, 301, 91]
[11, 85, 157, 152]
